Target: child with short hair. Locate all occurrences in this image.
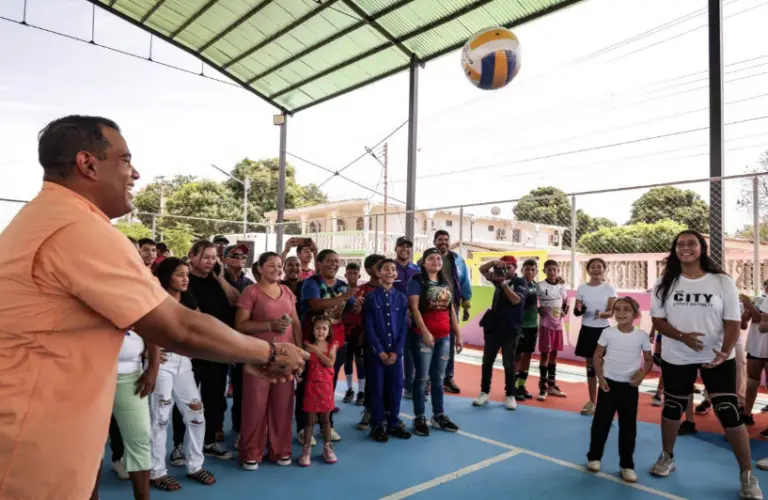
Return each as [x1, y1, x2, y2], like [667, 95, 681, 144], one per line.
[363, 259, 412, 442]
[537, 260, 569, 401]
[586, 296, 652, 483]
[342, 262, 366, 405]
[299, 317, 338, 467]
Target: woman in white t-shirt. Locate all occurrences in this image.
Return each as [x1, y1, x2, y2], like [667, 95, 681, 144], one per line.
[741, 281, 768, 426]
[649, 230, 761, 499]
[574, 258, 617, 416]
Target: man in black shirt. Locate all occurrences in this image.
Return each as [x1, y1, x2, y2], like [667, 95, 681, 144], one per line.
[474, 256, 527, 411]
[186, 240, 240, 460]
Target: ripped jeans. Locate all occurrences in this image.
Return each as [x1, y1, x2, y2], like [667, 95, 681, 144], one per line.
[150, 353, 205, 479]
[410, 332, 451, 418]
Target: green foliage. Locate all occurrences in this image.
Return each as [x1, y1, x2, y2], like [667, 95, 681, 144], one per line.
[578, 219, 686, 254]
[629, 186, 710, 233]
[734, 223, 768, 243]
[160, 223, 196, 258]
[115, 221, 152, 240]
[513, 186, 571, 227]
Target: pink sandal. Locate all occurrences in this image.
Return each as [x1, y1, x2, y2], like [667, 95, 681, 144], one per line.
[323, 443, 337, 464]
[298, 444, 311, 467]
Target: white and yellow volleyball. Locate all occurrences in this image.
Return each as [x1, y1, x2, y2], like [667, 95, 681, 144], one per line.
[461, 27, 521, 90]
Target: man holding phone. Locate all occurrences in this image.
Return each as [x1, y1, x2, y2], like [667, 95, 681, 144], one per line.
[280, 237, 318, 280]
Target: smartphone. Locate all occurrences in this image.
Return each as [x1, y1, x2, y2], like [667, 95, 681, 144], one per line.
[213, 262, 222, 275]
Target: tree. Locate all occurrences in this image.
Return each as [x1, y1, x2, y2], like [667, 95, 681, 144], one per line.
[115, 221, 152, 240]
[734, 223, 768, 243]
[160, 222, 196, 257]
[629, 186, 710, 233]
[224, 158, 329, 223]
[513, 187, 571, 227]
[132, 175, 196, 228]
[737, 151, 768, 216]
[578, 219, 686, 254]
[164, 180, 242, 238]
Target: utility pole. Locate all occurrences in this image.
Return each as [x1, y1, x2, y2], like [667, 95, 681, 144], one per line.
[383, 142, 388, 254]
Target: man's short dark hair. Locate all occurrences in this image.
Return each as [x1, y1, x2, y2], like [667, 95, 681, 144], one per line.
[138, 238, 156, 248]
[364, 254, 385, 271]
[345, 262, 360, 271]
[433, 230, 450, 243]
[377, 258, 397, 271]
[156, 242, 169, 252]
[38, 115, 120, 178]
[522, 258, 538, 268]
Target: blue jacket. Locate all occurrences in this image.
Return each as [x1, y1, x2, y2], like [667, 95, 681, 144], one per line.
[363, 286, 409, 357]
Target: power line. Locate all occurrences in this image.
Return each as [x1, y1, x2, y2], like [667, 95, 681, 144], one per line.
[392, 114, 768, 182]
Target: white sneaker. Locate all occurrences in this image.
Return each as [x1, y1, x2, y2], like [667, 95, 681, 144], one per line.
[242, 461, 259, 471]
[297, 429, 316, 446]
[276, 456, 292, 466]
[741, 470, 763, 500]
[111, 459, 129, 480]
[330, 428, 341, 442]
[581, 401, 596, 416]
[620, 468, 638, 483]
[586, 460, 600, 473]
[473, 392, 490, 406]
[505, 396, 517, 410]
[758, 458, 768, 471]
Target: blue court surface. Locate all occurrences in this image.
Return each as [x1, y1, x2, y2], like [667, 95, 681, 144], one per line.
[98, 391, 768, 499]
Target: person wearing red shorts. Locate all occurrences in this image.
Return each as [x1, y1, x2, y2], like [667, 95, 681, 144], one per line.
[536, 260, 569, 401]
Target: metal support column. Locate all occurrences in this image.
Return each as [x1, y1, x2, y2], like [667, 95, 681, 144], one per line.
[754, 176, 761, 295]
[275, 112, 288, 252]
[458, 206, 464, 258]
[709, 0, 725, 266]
[570, 195, 577, 289]
[405, 55, 419, 240]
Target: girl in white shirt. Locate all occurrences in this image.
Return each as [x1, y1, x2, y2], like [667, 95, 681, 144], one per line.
[575, 258, 617, 416]
[586, 296, 652, 483]
[649, 230, 761, 499]
[741, 281, 768, 425]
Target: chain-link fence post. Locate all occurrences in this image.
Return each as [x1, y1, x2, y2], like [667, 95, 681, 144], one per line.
[570, 194, 577, 289]
[754, 176, 761, 295]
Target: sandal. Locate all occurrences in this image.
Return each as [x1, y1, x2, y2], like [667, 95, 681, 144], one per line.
[187, 469, 216, 486]
[152, 475, 182, 491]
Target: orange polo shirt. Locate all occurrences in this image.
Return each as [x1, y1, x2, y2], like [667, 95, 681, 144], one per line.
[0, 182, 168, 499]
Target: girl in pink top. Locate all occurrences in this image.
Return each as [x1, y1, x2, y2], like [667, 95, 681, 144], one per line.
[234, 252, 302, 470]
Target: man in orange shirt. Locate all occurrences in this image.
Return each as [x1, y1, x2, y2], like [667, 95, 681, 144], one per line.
[0, 115, 308, 500]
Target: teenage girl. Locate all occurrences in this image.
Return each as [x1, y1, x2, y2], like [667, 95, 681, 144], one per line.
[299, 317, 339, 466]
[587, 297, 652, 483]
[575, 258, 617, 416]
[537, 260, 569, 401]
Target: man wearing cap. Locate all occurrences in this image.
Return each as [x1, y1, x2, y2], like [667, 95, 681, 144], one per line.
[395, 236, 421, 399]
[432, 230, 473, 394]
[473, 256, 527, 410]
[222, 243, 254, 443]
[212, 235, 229, 260]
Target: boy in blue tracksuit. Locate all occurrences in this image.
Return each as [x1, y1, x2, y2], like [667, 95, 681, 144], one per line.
[363, 258, 412, 442]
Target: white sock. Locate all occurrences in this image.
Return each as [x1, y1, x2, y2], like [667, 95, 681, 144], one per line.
[358, 379, 366, 393]
[346, 375, 354, 391]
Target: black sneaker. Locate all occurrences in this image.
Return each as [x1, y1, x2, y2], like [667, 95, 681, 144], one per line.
[357, 409, 371, 430]
[761, 405, 768, 413]
[370, 425, 389, 443]
[678, 420, 697, 436]
[444, 378, 461, 394]
[387, 421, 412, 440]
[695, 400, 711, 415]
[355, 392, 365, 406]
[521, 388, 533, 400]
[203, 443, 233, 460]
[742, 411, 755, 426]
[514, 387, 526, 401]
[343, 389, 354, 403]
[431, 414, 459, 433]
[413, 416, 430, 436]
[760, 427, 768, 439]
[169, 444, 185, 467]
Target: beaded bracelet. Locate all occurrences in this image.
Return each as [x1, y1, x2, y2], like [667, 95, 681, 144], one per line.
[264, 341, 277, 369]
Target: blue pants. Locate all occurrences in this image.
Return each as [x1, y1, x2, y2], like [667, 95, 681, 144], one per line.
[366, 353, 404, 427]
[445, 302, 460, 380]
[410, 332, 450, 417]
[404, 339, 415, 392]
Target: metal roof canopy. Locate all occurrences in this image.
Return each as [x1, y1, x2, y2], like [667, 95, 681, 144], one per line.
[88, 0, 582, 115]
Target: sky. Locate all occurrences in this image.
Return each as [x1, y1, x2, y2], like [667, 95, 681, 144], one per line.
[1, 0, 768, 235]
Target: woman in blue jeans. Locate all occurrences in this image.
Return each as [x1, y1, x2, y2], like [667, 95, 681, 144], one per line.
[406, 247, 463, 436]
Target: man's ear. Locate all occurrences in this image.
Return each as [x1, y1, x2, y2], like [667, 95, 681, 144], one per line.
[73, 151, 98, 181]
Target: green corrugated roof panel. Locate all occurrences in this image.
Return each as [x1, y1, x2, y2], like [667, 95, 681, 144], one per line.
[89, 0, 583, 113]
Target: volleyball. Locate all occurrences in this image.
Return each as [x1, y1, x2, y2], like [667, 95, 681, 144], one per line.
[461, 27, 521, 90]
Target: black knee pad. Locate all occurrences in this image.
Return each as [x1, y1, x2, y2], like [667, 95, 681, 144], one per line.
[586, 365, 596, 378]
[711, 394, 742, 429]
[662, 393, 689, 421]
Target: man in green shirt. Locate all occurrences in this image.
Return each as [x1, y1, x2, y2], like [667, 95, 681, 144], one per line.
[515, 259, 540, 401]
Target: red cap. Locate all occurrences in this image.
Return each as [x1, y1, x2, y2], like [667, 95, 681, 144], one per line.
[499, 255, 518, 266]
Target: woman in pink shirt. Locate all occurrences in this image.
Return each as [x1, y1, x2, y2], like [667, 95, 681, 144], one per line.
[235, 252, 302, 470]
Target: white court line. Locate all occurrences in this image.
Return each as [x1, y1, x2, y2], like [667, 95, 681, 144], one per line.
[379, 449, 523, 500]
[395, 412, 687, 500]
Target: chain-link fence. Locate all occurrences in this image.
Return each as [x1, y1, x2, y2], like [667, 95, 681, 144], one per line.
[2, 172, 767, 292]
